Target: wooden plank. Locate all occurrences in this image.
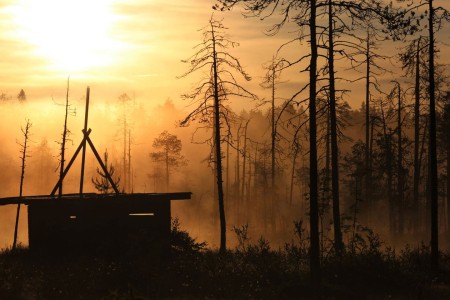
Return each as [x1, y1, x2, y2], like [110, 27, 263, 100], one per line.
[0, 192, 191, 206]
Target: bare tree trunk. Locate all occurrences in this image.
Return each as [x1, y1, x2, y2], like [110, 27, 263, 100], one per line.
[324, 110, 330, 200]
[226, 136, 230, 215]
[13, 120, 31, 250]
[290, 142, 299, 205]
[309, 0, 321, 287]
[380, 99, 394, 236]
[414, 38, 421, 233]
[165, 146, 169, 191]
[365, 32, 371, 207]
[429, 0, 439, 272]
[271, 65, 276, 191]
[212, 24, 226, 253]
[59, 78, 70, 198]
[420, 119, 429, 234]
[397, 83, 404, 235]
[236, 124, 241, 208]
[246, 149, 252, 221]
[447, 132, 450, 232]
[128, 129, 132, 192]
[241, 120, 249, 205]
[123, 118, 127, 192]
[328, 0, 343, 256]
[351, 175, 359, 254]
[270, 64, 277, 234]
[369, 115, 375, 182]
[213, 102, 218, 227]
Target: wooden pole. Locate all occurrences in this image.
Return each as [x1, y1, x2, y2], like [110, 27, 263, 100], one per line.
[86, 133, 120, 194]
[51, 129, 92, 196]
[79, 87, 90, 195]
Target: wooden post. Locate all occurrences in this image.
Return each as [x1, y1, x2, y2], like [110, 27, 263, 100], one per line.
[79, 87, 90, 195]
[86, 133, 120, 194]
[49, 87, 120, 196]
[50, 129, 92, 196]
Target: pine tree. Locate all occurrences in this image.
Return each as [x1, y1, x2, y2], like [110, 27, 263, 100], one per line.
[92, 149, 120, 194]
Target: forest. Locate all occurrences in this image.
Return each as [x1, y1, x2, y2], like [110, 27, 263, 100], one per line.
[1, 0, 450, 298]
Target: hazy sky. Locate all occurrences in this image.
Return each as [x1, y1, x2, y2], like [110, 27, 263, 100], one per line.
[0, 0, 449, 108]
[0, 0, 278, 106]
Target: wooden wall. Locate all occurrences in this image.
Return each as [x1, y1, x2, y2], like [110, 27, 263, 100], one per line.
[27, 196, 171, 257]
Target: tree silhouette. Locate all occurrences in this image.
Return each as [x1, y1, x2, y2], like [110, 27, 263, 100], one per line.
[427, 0, 439, 272]
[57, 78, 75, 197]
[17, 89, 26, 102]
[150, 130, 186, 191]
[399, 36, 429, 233]
[91, 149, 120, 194]
[179, 16, 256, 253]
[13, 119, 32, 250]
[118, 93, 133, 192]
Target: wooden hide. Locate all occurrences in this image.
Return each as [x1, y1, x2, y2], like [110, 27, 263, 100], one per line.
[0, 193, 191, 257]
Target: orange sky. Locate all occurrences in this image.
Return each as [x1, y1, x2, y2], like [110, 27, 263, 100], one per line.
[0, 0, 281, 106]
[1, 0, 449, 110]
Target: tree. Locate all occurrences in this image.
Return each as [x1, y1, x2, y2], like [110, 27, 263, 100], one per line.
[427, 0, 438, 273]
[260, 57, 286, 191]
[118, 93, 133, 192]
[13, 119, 32, 250]
[219, 0, 323, 283]
[359, 29, 391, 209]
[57, 78, 74, 197]
[326, 0, 344, 256]
[438, 96, 450, 234]
[91, 149, 120, 194]
[388, 0, 449, 273]
[17, 89, 26, 102]
[379, 96, 396, 235]
[399, 36, 429, 233]
[390, 81, 405, 235]
[179, 17, 256, 253]
[150, 131, 186, 191]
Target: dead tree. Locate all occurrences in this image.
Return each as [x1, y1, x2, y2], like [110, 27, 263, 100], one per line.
[378, 97, 395, 235]
[428, 0, 438, 272]
[386, 0, 449, 273]
[413, 38, 425, 230]
[118, 93, 132, 192]
[327, 0, 342, 256]
[392, 81, 405, 235]
[260, 57, 286, 191]
[57, 78, 75, 197]
[13, 119, 32, 250]
[399, 35, 429, 233]
[179, 17, 256, 253]
[240, 119, 250, 224]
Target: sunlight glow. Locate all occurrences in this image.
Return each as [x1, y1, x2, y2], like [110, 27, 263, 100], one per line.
[11, 0, 123, 73]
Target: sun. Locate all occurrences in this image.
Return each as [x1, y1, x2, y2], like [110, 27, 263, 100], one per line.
[11, 0, 122, 74]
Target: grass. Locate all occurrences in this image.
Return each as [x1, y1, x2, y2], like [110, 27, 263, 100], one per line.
[1, 222, 450, 299]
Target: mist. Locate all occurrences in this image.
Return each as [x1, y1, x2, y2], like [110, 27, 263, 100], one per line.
[1, 82, 446, 252]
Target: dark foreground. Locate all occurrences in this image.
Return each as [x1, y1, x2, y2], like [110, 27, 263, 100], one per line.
[2, 224, 450, 299]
